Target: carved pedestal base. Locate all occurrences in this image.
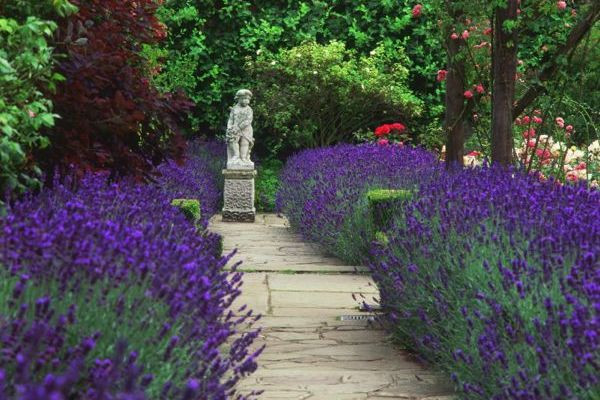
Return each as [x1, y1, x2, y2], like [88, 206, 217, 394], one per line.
[222, 169, 257, 222]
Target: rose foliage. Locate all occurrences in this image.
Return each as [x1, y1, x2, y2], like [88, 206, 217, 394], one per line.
[277, 144, 599, 399]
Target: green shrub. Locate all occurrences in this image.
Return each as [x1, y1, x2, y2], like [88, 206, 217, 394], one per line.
[151, 1, 444, 140]
[255, 158, 283, 212]
[366, 188, 415, 231]
[171, 198, 201, 223]
[0, 16, 62, 198]
[247, 41, 422, 156]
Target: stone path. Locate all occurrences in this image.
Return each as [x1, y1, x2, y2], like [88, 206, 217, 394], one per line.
[210, 214, 453, 400]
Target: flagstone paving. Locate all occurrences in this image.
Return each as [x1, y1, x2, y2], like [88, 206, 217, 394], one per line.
[210, 213, 454, 400]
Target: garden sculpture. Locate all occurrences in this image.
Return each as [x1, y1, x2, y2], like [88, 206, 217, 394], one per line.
[226, 89, 254, 169]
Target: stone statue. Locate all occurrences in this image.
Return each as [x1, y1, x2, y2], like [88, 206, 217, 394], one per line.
[226, 89, 254, 169]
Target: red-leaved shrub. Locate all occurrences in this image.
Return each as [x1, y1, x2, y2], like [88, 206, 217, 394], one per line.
[40, 0, 191, 179]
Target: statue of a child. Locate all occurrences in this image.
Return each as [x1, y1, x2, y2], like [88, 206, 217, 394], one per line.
[226, 89, 254, 169]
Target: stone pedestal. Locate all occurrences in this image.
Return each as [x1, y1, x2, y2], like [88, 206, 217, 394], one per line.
[222, 169, 257, 222]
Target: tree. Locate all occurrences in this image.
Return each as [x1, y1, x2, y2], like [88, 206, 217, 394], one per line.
[444, 3, 467, 166]
[491, 0, 518, 164]
[38, 0, 192, 180]
[436, 0, 599, 167]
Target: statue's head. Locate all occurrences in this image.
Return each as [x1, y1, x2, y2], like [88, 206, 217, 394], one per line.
[234, 89, 252, 106]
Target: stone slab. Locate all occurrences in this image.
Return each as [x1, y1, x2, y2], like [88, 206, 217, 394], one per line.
[271, 291, 362, 309]
[209, 213, 453, 399]
[230, 272, 269, 315]
[269, 273, 378, 294]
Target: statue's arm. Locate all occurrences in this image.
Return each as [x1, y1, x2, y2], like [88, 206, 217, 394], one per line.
[226, 109, 235, 130]
[238, 109, 253, 129]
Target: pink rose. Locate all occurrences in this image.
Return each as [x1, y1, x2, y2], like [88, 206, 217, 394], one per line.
[412, 4, 423, 17]
[475, 84, 485, 94]
[27, 110, 36, 118]
[557, 1, 567, 10]
[463, 90, 473, 99]
[533, 116, 543, 124]
[523, 128, 536, 139]
[377, 138, 389, 146]
[450, 32, 459, 40]
[555, 117, 565, 128]
[565, 125, 573, 132]
[461, 30, 470, 40]
[522, 116, 531, 124]
[436, 69, 448, 82]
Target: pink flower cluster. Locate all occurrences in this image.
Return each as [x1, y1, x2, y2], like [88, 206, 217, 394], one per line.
[412, 4, 423, 18]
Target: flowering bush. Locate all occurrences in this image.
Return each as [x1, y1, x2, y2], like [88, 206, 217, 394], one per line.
[513, 113, 599, 186]
[373, 123, 409, 147]
[276, 144, 438, 262]
[277, 144, 599, 399]
[246, 41, 422, 156]
[0, 143, 261, 399]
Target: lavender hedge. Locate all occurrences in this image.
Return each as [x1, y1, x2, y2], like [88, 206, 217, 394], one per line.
[277, 144, 599, 399]
[0, 142, 262, 399]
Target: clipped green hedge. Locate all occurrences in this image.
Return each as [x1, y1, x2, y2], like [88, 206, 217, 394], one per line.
[171, 198, 201, 223]
[366, 189, 415, 232]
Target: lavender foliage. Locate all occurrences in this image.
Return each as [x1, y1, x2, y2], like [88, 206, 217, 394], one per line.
[277, 144, 599, 399]
[0, 142, 261, 399]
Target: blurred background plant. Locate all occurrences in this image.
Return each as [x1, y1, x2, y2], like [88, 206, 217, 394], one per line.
[246, 41, 422, 157]
[255, 158, 283, 212]
[150, 0, 445, 153]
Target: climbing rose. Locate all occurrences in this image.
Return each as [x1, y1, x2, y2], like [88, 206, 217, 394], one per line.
[464, 90, 474, 99]
[437, 69, 448, 82]
[451, 32, 459, 40]
[475, 84, 485, 94]
[522, 116, 531, 124]
[483, 27, 492, 35]
[533, 116, 543, 124]
[412, 4, 423, 17]
[461, 30, 470, 40]
[523, 128, 536, 139]
[515, 117, 522, 125]
[566, 125, 573, 132]
[557, 1, 567, 10]
[377, 138, 389, 146]
[555, 117, 565, 128]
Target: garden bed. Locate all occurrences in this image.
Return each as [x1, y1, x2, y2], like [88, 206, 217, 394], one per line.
[0, 142, 261, 399]
[277, 143, 599, 399]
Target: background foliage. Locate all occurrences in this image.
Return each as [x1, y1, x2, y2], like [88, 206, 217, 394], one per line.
[247, 41, 422, 156]
[152, 0, 446, 150]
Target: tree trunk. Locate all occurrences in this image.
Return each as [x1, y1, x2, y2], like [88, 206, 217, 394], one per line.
[444, 15, 466, 167]
[491, 0, 518, 165]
